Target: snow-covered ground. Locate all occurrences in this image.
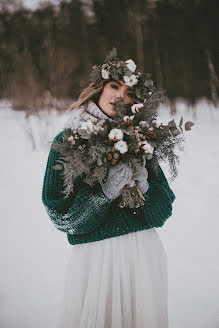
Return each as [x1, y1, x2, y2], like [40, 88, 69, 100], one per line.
[0, 99, 218, 328]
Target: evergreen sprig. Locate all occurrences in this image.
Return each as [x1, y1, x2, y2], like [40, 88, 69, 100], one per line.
[52, 99, 194, 207]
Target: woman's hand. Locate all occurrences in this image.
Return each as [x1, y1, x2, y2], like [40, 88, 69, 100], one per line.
[100, 163, 133, 200]
[131, 156, 149, 194]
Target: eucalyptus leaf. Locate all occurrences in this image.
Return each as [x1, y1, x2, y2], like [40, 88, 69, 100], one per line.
[185, 121, 195, 131]
[168, 119, 177, 129]
[78, 128, 87, 135]
[52, 164, 63, 170]
[126, 126, 135, 134]
[148, 141, 157, 147]
[78, 128, 91, 139]
[135, 88, 141, 98]
[144, 79, 153, 87]
[171, 128, 181, 136]
[179, 116, 183, 127]
[81, 135, 91, 139]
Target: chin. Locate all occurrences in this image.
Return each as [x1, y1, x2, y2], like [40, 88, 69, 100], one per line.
[109, 111, 116, 118]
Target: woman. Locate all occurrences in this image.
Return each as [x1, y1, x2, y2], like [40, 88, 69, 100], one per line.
[42, 53, 175, 327]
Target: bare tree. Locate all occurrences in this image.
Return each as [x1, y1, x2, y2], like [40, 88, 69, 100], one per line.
[0, 0, 22, 11]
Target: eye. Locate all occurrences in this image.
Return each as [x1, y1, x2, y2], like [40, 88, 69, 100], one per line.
[110, 83, 119, 89]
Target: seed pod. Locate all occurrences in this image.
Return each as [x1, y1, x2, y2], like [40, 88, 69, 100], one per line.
[107, 152, 113, 160]
[112, 159, 118, 165]
[113, 152, 120, 159]
[97, 158, 103, 166]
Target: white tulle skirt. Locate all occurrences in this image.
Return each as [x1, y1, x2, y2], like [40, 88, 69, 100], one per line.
[57, 228, 169, 328]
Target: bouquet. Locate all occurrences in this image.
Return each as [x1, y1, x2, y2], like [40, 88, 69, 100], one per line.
[52, 48, 194, 208]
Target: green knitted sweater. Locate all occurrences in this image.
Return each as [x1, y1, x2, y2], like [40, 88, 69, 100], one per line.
[42, 131, 176, 245]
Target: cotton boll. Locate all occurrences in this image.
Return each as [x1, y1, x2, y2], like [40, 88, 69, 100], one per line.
[108, 128, 124, 140]
[125, 59, 137, 73]
[123, 116, 129, 122]
[101, 68, 110, 79]
[68, 136, 74, 141]
[131, 103, 144, 114]
[142, 140, 154, 154]
[123, 74, 138, 87]
[114, 140, 128, 154]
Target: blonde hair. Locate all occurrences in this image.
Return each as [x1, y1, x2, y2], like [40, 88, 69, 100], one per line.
[67, 80, 106, 112]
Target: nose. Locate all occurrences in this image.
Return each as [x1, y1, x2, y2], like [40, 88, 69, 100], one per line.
[114, 96, 124, 104]
[114, 90, 125, 103]
[118, 89, 125, 99]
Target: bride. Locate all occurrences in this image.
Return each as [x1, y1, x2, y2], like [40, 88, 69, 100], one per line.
[42, 49, 175, 327]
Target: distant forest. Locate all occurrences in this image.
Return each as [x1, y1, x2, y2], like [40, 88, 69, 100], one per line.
[0, 0, 219, 111]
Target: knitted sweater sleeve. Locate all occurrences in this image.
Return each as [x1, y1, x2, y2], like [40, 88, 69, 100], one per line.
[42, 131, 113, 235]
[137, 164, 176, 226]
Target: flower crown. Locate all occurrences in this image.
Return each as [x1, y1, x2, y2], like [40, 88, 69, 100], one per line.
[90, 47, 155, 103]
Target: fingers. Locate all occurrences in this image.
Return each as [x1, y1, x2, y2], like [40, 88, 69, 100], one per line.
[136, 180, 149, 194]
[132, 167, 148, 181]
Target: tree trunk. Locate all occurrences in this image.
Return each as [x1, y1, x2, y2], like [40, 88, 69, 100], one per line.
[205, 48, 219, 105]
[135, 0, 144, 69]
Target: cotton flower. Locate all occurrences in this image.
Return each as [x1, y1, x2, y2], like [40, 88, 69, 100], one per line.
[68, 135, 74, 141]
[139, 120, 149, 128]
[67, 135, 75, 145]
[108, 128, 123, 140]
[131, 103, 144, 114]
[114, 140, 128, 154]
[123, 74, 138, 87]
[141, 140, 154, 154]
[125, 59, 137, 73]
[152, 118, 164, 128]
[101, 64, 110, 79]
[81, 121, 94, 133]
[101, 67, 110, 79]
[123, 115, 135, 122]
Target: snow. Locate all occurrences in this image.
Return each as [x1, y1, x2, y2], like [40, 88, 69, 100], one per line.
[0, 99, 218, 327]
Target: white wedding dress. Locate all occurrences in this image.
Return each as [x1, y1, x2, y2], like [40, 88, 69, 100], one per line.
[57, 228, 169, 328]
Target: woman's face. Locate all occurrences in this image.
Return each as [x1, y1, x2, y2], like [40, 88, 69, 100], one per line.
[98, 80, 134, 118]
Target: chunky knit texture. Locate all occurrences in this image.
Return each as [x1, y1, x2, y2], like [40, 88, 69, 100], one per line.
[64, 100, 113, 131]
[42, 101, 176, 245]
